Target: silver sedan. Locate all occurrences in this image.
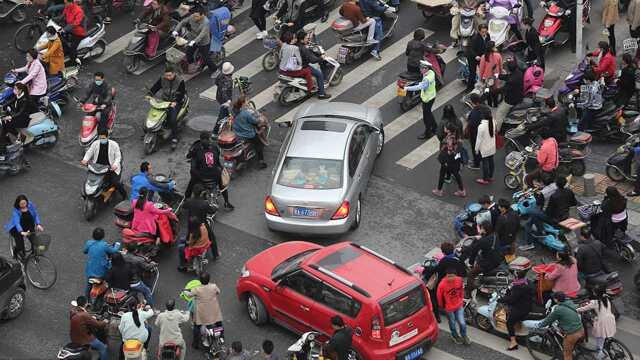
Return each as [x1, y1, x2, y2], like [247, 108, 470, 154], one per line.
[264, 102, 384, 235]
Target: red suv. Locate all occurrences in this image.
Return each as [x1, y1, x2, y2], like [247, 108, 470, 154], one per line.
[236, 241, 438, 360]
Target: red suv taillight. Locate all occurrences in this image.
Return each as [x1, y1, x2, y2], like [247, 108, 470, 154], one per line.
[371, 316, 381, 339]
[331, 201, 350, 220]
[264, 196, 280, 217]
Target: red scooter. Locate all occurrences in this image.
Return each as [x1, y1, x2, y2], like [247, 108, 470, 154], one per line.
[115, 200, 178, 257]
[74, 88, 117, 148]
[538, 0, 590, 49]
[217, 109, 271, 177]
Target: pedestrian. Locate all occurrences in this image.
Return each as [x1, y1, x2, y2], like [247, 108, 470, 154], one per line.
[437, 267, 470, 345]
[478, 41, 502, 108]
[262, 339, 280, 360]
[498, 270, 533, 351]
[437, 105, 463, 142]
[466, 24, 490, 91]
[421, 242, 467, 324]
[628, 0, 640, 38]
[616, 54, 637, 108]
[537, 292, 585, 360]
[251, 0, 269, 39]
[577, 286, 616, 360]
[523, 18, 544, 68]
[545, 176, 577, 222]
[155, 299, 190, 360]
[227, 341, 252, 360]
[496, 59, 523, 131]
[404, 60, 438, 140]
[465, 93, 487, 170]
[602, 0, 619, 55]
[433, 132, 466, 197]
[474, 109, 496, 184]
[495, 198, 519, 256]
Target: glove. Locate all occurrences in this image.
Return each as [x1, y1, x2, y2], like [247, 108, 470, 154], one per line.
[188, 40, 195, 47]
[115, 241, 121, 248]
[387, 6, 396, 12]
[172, 31, 178, 37]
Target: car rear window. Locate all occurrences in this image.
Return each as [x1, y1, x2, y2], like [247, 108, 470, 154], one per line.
[277, 157, 343, 189]
[380, 285, 426, 326]
[301, 120, 347, 133]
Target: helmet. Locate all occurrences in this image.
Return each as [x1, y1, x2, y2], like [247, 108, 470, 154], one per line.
[419, 60, 432, 68]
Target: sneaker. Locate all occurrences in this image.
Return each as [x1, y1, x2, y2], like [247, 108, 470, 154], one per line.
[224, 202, 235, 211]
[370, 50, 381, 60]
[518, 244, 535, 251]
[627, 191, 640, 197]
[454, 190, 467, 197]
[103, 16, 112, 24]
[258, 161, 268, 169]
[317, 93, 331, 99]
[432, 189, 444, 197]
[463, 336, 471, 345]
[256, 31, 265, 39]
[444, 177, 452, 184]
[467, 165, 480, 170]
[475, 178, 490, 185]
[450, 334, 462, 345]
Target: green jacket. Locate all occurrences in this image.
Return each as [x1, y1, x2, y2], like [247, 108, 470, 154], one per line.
[538, 300, 583, 334]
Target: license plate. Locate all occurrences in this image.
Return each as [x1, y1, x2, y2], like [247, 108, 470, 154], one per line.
[223, 161, 234, 168]
[543, 19, 554, 27]
[291, 207, 319, 218]
[397, 87, 407, 97]
[403, 345, 424, 360]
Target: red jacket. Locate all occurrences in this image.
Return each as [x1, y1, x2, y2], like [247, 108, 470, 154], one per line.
[537, 137, 559, 172]
[591, 49, 616, 80]
[436, 275, 464, 312]
[62, 3, 86, 37]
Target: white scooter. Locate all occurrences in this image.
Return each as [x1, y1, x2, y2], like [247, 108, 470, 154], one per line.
[473, 288, 548, 336]
[274, 43, 343, 107]
[486, 1, 522, 47]
[36, 18, 107, 62]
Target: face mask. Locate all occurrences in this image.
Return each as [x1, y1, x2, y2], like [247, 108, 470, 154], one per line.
[100, 138, 108, 144]
[95, 80, 103, 86]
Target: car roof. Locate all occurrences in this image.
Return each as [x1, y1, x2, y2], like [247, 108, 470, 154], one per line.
[303, 242, 418, 300]
[294, 102, 379, 125]
[286, 117, 355, 160]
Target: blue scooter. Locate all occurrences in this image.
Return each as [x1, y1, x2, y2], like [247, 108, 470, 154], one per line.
[1, 66, 79, 109]
[1, 108, 59, 149]
[511, 189, 568, 252]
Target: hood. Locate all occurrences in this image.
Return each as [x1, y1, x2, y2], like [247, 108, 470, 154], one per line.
[245, 241, 321, 278]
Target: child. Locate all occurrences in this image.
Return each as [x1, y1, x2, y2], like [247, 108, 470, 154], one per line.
[437, 267, 470, 345]
[432, 133, 466, 197]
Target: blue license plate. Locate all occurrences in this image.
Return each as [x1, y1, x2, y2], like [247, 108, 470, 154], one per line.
[223, 161, 234, 168]
[292, 207, 319, 218]
[403, 346, 424, 360]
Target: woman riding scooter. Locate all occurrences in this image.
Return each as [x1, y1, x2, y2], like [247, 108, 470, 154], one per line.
[137, 0, 172, 58]
[131, 188, 175, 242]
[1, 83, 36, 144]
[296, 30, 331, 99]
[497, 269, 534, 351]
[278, 31, 314, 94]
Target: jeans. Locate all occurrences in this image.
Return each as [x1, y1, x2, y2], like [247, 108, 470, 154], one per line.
[309, 66, 326, 95]
[90, 338, 108, 360]
[523, 207, 551, 245]
[466, 55, 478, 88]
[354, 18, 376, 42]
[421, 99, 436, 135]
[608, 25, 616, 55]
[446, 307, 467, 338]
[481, 155, 494, 180]
[580, 108, 598, 131]
[372, 17, 383, 52]
[594, 336, 605, 360]
[130, 281, 154, 305]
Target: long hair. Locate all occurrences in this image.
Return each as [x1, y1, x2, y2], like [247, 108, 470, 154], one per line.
[442, 105, 457, 123]
[14, 194, 29, 210]
[482, 108, 494, 137]
[188, 215, 202, 241]
[484, 41, 495, 61]
[135, 188, 147, 210]
[128, 301, 142, 328]
[593, 285, 610, 311]
[556, 251, 574, 267]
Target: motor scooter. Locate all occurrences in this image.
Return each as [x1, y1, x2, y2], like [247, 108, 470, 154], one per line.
[332, 5, 398, 64]
[456, 6, 479, 47]
[486, 0, 523, 47]
[34, 17, 107, 62]
[396, 42, 446, 112]
[523, 61, 544, 97]
[217, 108, 271, 176]
[123, 339, 147, 360]
[0, 142, 26, 176]
[74, 89, 117, 149]
[123, 19, 178, 74]
[81, 163, 123, 221]
[275, 42, 342, 106]
[158, 343, 183, 360]
[605, 130, 640, 183]
[537, 1, 571, 48]
[0, 110, 60, 149]
[86, 0, 136, 17]
[142, 95, 190, 154]
[473, 288, 549, 336]
[558, 58, 618, 103]
[411, 0, 452, 18]
[120, 202, 179, 258]
[262, 21, 317, 72]
[0, 0, 26, 23]
[57, 344, 93, 360]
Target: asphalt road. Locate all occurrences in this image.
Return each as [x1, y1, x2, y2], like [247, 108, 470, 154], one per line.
[0, 0, 640, 359]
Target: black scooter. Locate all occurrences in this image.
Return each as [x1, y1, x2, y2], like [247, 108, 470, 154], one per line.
[0, 0, 26, 23]
[122, 19, 178, 74]
[605, 123, 640, 183]
[0, 142, 27, 176]
[81, 163, 122, 221]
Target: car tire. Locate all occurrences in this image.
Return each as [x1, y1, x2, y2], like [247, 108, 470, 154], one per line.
[376, 129, 384, 156]
[351, 197, 361, 230]
[246, 293, 268, 325]
[2, 287, 25, 320]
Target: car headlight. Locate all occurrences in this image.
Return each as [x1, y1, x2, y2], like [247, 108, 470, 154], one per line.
[240, 265, 250, 278]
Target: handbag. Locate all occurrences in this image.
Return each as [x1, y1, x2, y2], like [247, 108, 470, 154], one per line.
[284, 55, 299, 71]
[495, 133, 505, 149]
[221, 168, 231, 188]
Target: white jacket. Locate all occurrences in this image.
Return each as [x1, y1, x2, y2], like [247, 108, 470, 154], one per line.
[82, 139, 122, 175]
[475, 119, 496, 157]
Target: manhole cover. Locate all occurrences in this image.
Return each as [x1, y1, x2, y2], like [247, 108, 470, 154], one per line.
[188, 115, 217, 132]
[110, 123, 136, 140]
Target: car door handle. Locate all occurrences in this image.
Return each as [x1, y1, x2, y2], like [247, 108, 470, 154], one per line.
[300, 305, 310, 311]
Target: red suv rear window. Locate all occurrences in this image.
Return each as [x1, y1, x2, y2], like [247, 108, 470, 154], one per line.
[380, 285, 425, 326]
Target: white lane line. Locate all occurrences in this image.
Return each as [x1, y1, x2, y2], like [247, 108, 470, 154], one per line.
[200, 7, 342, 101]
[429, 348, 465, 360]
[272, 32, 419, 122]
[438, 322, 527, 359]
[396, 137, 440, 169]
[96, 1, 252, 64]
[618, 315, 640, 338]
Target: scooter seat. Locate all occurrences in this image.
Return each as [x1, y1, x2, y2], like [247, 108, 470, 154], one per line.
[586, 272, 619, 287]
[217, 130, 238, 145]
[399, 71, 422, 81]
[569, 131, 592, 144]
[28, 112, 47, 127]
[87, 25, 101, 37]
[47, 76, 63, 89]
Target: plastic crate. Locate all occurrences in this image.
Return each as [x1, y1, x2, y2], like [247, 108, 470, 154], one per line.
[166, 47, 186, 65]
[263, 36, 279, 50]
[32, 233, 51, 255]
[504, 151, 525, 170]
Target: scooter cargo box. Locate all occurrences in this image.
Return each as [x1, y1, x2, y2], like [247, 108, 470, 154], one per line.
[114, 200, 133, 220]
[507, 256, 531, 271]
[410, 0, 450, 7]
[569, 131, 592, 144]
[217, 130, 238, 146]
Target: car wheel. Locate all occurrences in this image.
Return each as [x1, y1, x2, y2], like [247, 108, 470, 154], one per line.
[2, 287, 25, 320]
[376, 129, 384, 156]
[246, 293, 268, 325]
[351, 197, 361, 230]
[347, 349, 363, 360]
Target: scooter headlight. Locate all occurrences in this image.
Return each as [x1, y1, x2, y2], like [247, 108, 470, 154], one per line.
[85, 182, 99, 195]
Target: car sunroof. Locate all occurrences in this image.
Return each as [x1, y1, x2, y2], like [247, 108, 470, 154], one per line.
[300, 120, 347, 132]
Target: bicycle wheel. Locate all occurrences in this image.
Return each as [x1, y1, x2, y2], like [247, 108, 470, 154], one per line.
[14, 23, 44, 52]
[25, 255, 57, 289]
[605, 338, 634, 360]
[527, 331, 562, 360]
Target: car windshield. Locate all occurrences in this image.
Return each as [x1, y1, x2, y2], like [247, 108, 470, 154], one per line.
[277, 157, 343, 189]
[271, 249, 319, 279]
[380, 285, 425, 326]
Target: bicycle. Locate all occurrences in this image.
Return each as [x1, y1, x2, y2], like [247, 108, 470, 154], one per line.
[9, 232, 57, 289]
[14, 10, 48, 53]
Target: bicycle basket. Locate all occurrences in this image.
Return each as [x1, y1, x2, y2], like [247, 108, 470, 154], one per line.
[505, 151, 525, 170]
[263, 36, 279, 50]
[32, 233, 51, 255]
[165, 47, 186, 65]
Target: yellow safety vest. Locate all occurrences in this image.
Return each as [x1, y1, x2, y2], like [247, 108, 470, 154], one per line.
[420, 69, 437, 103]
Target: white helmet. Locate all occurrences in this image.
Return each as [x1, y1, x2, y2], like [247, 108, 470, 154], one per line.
[419, 60, 432, 68]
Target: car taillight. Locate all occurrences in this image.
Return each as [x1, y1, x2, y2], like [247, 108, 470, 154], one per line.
[371, 316, 381, 339]
[331, 201, 349, 220]
[264, 196, 280, 216]
[397, 79, 407, 88]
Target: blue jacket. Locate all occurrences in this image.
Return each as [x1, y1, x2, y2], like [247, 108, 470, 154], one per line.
[359, 0, 386, 17]
[209, 7, 231, 53]
[4, 203, 41, 233]
[232, 109, 258, 139]
[130, 171, 174, 201]
[84, 239, 121, 278]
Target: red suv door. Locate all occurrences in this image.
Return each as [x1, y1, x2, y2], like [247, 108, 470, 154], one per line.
[270, 270, 324, 333]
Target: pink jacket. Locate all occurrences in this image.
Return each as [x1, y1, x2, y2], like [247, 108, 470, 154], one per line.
[16, 60, 47, 96]
[131, 199, 172, 235]
[478, 52, 503, 81]
[546, 261, 581, 297]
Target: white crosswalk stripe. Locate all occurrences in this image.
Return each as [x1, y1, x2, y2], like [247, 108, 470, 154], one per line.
[428, 348, 465, 360]
[96, 1, 252, 64]
[199, 7, 342, 101]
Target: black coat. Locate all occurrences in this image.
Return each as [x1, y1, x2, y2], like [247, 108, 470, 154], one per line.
[525, 28, 542, 55]
[469, 33, 489, 58]
[82, 82, 112, 106]
[187, 140, 223, 179]
[529, 106, 568, 142]
[406, 39, 428, 69]
[437, 142, 464, 172]
[5, 95, 35, 129]
[495, 209, 520, 247]
[298, 44, 322, 67]
[545, 187, 577, 222]
[499, 282, 534, 318]
[576, 239, 610, 275]
[465, 233, 503, 272]
[500, 69, 524, 105]
[423, 255, 467, 282]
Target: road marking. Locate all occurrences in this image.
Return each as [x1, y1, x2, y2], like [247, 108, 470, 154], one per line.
[272, 32, 419, 123]
[618, 315, 640, 338]
[396, 137, 440, 169]
[438, 321, 527, 359]
[96, 1, 252, 64]
[200, 7, 342, 101]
